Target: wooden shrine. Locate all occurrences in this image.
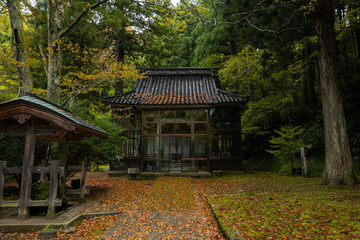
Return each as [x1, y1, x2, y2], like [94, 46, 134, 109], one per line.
[103, 68, 250, 173]
[0, 94, 108, 220]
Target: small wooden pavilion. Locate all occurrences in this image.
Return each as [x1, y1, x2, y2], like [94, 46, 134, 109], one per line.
[103, 68, 249, 173]
[0, 94, 108, 220]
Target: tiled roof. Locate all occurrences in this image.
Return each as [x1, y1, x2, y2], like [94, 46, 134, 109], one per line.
[103, 68, 250, 106]
[0, 94, 108, 136]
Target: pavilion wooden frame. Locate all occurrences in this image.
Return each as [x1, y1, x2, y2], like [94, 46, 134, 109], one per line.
[0, 95, 108, 220]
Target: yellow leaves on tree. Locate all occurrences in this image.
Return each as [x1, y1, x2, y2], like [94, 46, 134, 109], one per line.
[58, 40, 145, 106]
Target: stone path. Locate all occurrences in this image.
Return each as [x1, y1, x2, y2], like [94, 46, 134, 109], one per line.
[0, 201, 122, 229]
[100, 177, 223, 239]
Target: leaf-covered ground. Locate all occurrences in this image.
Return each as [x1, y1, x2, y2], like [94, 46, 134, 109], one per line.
[0, 172, 359, 239]
[196, 172, 360, 239]
[101, 176, 222, 239]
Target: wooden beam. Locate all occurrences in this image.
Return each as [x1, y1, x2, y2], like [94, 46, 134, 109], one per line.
[3, 167, 22, 174]
[66, 188, 90, 195]
[28, 199, 61, 207]
[3, 130, 55, 137]
[0, 106, 26, 120]
[0, 124, 58, 136]
[0, 106, 76, 132]
[3, 166, 64, 175]
[0, 200, 19, 207]
[18, 120, 36, 220]
[67, 165, 90, 170]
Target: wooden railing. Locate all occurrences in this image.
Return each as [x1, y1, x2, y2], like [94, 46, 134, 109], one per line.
[66, 162, 90, 196]
[0, 160, 64, 220]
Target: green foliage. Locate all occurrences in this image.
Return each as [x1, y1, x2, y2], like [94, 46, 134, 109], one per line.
[219, 46, 263, 95]
[0, 134, 24, 167]
[242, 95, 296, 132]
[68, 101, 125, 166]
[2, 0, 360, 177]
[0, 12, 18, 101]
[31, 183, 49, 200]
[201, 53, 228, 68]
[335, 7, 360, 42]
[267, 125, 311, 173]
[31, 182, 69, 202]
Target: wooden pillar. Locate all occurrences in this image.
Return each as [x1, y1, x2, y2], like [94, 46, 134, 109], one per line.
[60, 141, 69, 188]
[206, 109, 210, 172]
[140, 110, 145, 171]
[39, 160, 46, 181]
[18, 120, 36, 220]
[79, 156, 87, 202]
[46, 160, 58, 219]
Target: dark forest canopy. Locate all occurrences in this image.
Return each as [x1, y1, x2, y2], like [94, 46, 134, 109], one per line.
[0, 0, 359, 185]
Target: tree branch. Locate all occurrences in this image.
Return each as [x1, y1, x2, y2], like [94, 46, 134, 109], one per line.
[180, 0, 302, 33]
[58, 0, 109, 39]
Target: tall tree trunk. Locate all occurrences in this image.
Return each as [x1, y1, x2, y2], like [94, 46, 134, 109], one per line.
[302, 63, 318, 109]
[45, 0, 108, 101]
[301, 74, 309, 107]
[353, 29, 360, 58]
[6, 0, 32, 96]
[246, 46, 254, 102]
[46, 0, 64, 102]
[115, 37, 125, 95]
[34, 12, 49, 78]
[316, 0, 357, 186]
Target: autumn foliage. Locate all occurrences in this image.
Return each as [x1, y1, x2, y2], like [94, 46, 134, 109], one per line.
[1, 172, 359, 239]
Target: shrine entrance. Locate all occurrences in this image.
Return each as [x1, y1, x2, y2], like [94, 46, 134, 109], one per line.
[169, 136, 182, 173]
[142, 109, 208, 172]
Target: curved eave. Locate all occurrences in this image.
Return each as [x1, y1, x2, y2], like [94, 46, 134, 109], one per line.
[107, 101, 248, 109]
[0, 101, 109, 140]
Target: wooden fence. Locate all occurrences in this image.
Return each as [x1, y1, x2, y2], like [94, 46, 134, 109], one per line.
[0, 160, 64, 220]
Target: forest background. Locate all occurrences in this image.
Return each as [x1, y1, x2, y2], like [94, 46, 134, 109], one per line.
[0, 0, 359, 184]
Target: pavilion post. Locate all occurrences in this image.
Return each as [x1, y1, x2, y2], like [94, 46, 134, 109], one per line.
[79, 156, 87, 202]
[46, 160, 58, 219]
[60, 141, 69, 192]
[39, 160, 46, 181]
[18, 120, 36, 220]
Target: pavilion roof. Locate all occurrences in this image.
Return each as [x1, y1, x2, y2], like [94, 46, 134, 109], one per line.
[103, 68, 250, 107]
[0, 94, 108, 141]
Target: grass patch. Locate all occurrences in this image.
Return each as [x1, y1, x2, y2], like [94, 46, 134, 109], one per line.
[200, 173, 360, 239]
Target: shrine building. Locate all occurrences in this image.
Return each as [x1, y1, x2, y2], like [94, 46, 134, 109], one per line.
[103, 68, 250, 173]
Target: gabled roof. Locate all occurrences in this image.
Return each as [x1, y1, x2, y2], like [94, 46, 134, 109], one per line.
[103, 68, 250, 107]
[0, 94, 108, 140]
